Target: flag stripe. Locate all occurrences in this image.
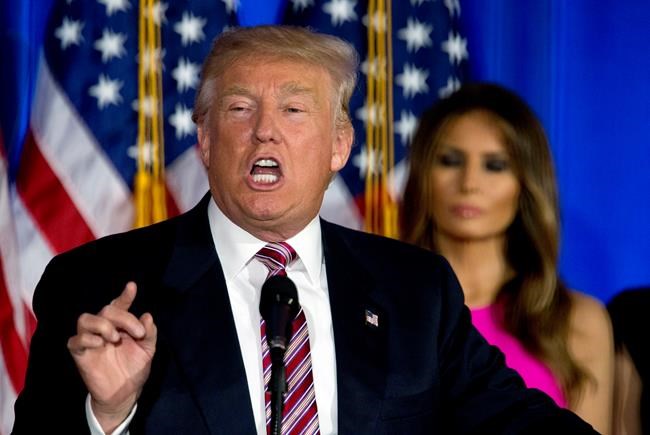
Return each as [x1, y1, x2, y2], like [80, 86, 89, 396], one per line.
[165, 145, 208, 213]
[1, 134, 34, 435]
[0, 352, 17, 435]
[0, 254, 28, 393]
[17, 130, 95, 253]
[31, 61, 133, 237]
[11, 193, 55, 299]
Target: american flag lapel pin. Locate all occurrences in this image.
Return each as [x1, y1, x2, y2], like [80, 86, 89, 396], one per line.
[364, 309, 380, 328]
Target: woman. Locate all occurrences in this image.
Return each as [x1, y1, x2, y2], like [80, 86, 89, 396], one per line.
[402, 83, 613, 433]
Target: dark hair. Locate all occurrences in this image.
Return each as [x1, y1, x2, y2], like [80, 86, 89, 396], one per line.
[402, 82, 587, 403]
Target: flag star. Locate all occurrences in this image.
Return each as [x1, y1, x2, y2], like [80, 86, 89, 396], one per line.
[352, 146, 382, 178]
[395, 110, 418, 146]
[97, 0, 131, 16]
[361, 57, 386, 78]
[398, 18, 433, 53]
[395, 64, 429, 98]
[322, 0, 358, 26]
[140, 47, 165, 73]
[362, 10, 386, 32]
[355, 102, 384, 126]
[444, 0, 461, 17]
[127, 143, 154, 166]
[290, 0, 314, 11]
[441, 31, 468, 64]
[94, 29, 127, 63]
[410, 0, 432, 5]
[54, 17, 84, 50]
[150, 1, 168, 25]
[89, 74, 123, 109]
[169, 104, 196, 139]
[172, 58, 200, 93]
[438, 76, 461, 98]
[174, 12, 207, 46]
[222, 0, 240, 13]
[131, 96, 157, 117]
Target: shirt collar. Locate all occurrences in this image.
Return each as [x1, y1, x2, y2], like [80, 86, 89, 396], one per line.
[207, 198, 323, 285]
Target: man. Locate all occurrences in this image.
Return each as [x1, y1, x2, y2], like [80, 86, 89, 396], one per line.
[13, 26, 597, 434]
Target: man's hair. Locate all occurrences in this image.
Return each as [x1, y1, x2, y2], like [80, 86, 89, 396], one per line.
[192, 25, 359, 130]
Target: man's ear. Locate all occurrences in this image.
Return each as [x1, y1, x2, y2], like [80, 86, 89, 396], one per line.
[197, 124, 210, 167]
[330, 124, 353, 172]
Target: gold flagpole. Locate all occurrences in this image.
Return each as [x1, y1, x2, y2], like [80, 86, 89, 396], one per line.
[134, 0, 167, 228]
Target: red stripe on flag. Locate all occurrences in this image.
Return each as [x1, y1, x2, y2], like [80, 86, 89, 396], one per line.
[0, 256, 28, 393]
[17, 130, 95, 254]
[165, 182, 181, 218]
[23, 303, 36, 347]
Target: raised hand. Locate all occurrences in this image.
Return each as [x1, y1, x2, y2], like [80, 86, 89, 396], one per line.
[67, 282, 157, 433]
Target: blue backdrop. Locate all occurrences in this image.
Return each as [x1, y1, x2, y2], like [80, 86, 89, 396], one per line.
[2, 0, 649, 303]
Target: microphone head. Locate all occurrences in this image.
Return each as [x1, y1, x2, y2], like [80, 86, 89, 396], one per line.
[260, 276, 300, 356]
[260, 275, 300, 320]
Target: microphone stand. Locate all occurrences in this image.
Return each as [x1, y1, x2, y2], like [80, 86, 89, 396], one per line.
[259, 275, 300, 435]
[269, 348, 287, 435]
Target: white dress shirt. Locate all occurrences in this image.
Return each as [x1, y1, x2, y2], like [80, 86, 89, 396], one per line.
[87, 198, 338, 434]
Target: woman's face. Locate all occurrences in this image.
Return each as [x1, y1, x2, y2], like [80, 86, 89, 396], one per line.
[429, 110, 521, 243]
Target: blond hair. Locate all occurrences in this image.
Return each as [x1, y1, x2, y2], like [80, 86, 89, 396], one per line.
[192, 25, 359, 130]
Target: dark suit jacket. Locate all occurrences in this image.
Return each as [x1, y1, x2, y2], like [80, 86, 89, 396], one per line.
[13, 194, 597, 434]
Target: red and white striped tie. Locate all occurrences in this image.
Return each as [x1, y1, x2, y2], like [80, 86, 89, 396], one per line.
[256, 242, 320, 435]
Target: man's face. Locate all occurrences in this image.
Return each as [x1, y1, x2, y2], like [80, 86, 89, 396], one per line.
[198, 57, 353, 241]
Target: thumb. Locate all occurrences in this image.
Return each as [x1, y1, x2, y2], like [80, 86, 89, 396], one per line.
[139, 312, 157, 354]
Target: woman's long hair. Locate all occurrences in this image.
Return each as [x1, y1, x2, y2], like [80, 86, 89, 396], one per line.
[401, 83, 587, 403]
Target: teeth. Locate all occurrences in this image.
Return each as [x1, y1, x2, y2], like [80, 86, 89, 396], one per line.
[254, 159, 278, 167]
[252, 174, 279, 184]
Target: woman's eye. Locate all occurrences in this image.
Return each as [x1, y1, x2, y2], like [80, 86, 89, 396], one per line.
[436, 153, 462, 167]
[485, 158, 510, 172]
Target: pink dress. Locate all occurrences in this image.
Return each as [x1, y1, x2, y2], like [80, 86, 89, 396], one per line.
[470, 304, 567, 407]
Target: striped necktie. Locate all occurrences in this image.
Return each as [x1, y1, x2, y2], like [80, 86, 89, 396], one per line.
[256, 242, 320, 434]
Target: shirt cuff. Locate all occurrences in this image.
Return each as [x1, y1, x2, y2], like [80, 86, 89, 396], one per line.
[85, 394, 137, 435]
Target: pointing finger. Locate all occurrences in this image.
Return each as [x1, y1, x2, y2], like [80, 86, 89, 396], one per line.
[110, 281, 137, 311]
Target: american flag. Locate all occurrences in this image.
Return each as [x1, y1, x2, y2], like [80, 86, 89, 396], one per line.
[283, 0, 468, 230]
[0, 0, 237, 431]
[0, 0, 466, 432]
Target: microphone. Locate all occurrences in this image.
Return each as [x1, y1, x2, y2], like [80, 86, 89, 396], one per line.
[259, 275, 300, 435]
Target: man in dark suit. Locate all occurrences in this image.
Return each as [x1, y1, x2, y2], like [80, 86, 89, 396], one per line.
[13, 26, 597, 434]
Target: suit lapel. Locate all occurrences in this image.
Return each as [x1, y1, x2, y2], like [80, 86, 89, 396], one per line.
[157, 195, 256, 435]
[322, 221, 388, 433]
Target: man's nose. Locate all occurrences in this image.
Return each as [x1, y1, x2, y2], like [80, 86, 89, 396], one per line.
[253, 107, 280, 144]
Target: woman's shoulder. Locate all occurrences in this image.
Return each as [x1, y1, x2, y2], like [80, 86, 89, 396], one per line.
[566, 290, 614, 382]
[565, 292, 615, 433]
[567, 290, 613, 348]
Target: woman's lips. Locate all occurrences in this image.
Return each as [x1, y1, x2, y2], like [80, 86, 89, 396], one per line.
[451, 205, 483, 218]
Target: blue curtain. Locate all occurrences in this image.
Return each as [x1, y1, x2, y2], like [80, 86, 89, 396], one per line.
[461, 0, 650, 302]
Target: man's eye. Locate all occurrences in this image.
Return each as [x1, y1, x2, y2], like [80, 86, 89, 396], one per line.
[286, 106, 304, 113]
[436, 153, 462, 167]
[485, 159, 509, 172]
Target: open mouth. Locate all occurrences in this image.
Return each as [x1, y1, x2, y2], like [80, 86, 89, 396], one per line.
[250, 158, 281, 184]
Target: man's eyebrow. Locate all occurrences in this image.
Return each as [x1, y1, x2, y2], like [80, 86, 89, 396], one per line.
[279, 82, 316, 97]
[279, 82, 322, 109]
[220, 85, 253, 99]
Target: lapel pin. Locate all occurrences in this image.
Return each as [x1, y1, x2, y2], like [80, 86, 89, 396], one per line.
[364, 308, 380, 328]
